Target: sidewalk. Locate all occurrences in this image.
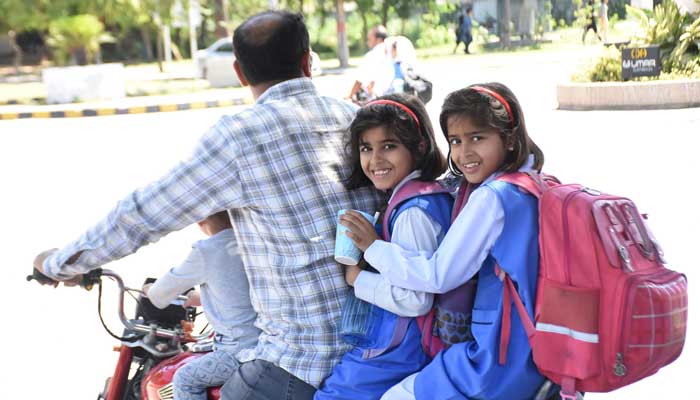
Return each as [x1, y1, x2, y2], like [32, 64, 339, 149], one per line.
[0, 63, 354, 120]
[0, 86, 253, 119]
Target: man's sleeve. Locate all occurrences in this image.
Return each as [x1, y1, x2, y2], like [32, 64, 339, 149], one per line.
[44, 117, 245, 280]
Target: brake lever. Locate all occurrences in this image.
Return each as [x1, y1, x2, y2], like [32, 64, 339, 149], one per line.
[80, 268, 103, 291]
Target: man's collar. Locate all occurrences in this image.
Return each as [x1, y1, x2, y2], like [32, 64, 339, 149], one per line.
[255, 77, 317, 104]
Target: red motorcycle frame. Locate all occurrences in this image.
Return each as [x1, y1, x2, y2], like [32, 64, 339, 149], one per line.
[30, 268, 222, 400]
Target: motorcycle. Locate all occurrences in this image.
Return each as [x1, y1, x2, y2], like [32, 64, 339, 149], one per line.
[28, 268, 221, 400]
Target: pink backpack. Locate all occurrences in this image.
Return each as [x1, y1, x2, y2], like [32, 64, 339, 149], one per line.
[495, 172, 687, 399]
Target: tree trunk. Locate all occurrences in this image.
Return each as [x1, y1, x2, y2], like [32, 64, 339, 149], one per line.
[317, 3, 327, 44]
[501, 0, 512, 48]
[214, 0, 230, 38]
[336, 0, 349, 68]
[381, 1, 390, 26]
[140, 24, 154, 61]
[156, 22, 164, 72]
[8, 31, 22, 74]
[360, 12, 368, 51]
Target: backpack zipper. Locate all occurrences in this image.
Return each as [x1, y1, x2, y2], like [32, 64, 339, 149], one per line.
[561, 188, 582, 285]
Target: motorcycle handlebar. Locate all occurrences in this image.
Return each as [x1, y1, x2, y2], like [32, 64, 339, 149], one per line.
[26, 269, 59, 287]
[29, 268, 211, 342]
[26, 267, 103, 290]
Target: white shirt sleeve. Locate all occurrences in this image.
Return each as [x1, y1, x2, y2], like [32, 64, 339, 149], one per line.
[353, 207, 439, 317]
[147, 245, 207, 309]
[364, 187, 504, 294]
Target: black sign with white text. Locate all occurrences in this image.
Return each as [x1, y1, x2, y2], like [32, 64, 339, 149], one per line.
[622, 46, 661, 80]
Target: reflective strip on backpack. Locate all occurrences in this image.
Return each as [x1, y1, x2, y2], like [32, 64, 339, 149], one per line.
[535, 322, 600, 343]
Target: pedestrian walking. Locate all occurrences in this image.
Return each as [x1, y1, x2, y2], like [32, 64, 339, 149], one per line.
[582, 0, 601, 43]
[453, 7, 474, 54]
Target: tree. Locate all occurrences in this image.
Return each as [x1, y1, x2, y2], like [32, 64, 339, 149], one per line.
[213, 0, 230, 38]
[501, 0, 512, 47]
[355, 0, 375, 51]
[336, 0, 349, 67]
[0, 0, 63, 71]
[46, 14, 111, 65]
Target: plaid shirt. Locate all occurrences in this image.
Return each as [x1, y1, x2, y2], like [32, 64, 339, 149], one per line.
[45, 78, 382, 387]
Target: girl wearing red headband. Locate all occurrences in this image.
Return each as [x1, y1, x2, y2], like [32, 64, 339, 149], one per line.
[316, 93, 452, 400]
[341, 83, 549, 399]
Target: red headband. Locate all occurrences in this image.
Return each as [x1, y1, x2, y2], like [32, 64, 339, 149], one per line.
[470, 86, 514, 127]
[364, 99, 421, 129]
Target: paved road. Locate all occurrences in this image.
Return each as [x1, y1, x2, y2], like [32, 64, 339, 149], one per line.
[2, 49, 698, 399]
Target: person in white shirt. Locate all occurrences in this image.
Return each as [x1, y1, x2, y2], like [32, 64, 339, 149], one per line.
[347, 25, 395, 104]
[143, 211, 260, 400]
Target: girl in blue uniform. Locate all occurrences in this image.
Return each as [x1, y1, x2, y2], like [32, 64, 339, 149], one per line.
[340, 83, 547, 400]
[315, 93, 453, 400]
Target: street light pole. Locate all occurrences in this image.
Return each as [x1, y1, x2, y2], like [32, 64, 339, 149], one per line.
[336, 0, 349, 68]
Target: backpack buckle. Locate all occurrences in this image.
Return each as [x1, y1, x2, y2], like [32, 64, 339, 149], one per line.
[494, 264, 505, 281]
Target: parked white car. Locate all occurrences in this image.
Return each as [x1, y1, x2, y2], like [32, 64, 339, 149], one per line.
[195, 38, 323, 88]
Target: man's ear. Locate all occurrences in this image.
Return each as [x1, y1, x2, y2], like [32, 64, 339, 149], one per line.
[300, 49, 312, 78]
[233, 60, 249, 87]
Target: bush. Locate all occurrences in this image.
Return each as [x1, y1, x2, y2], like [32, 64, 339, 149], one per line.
[574, 46, 623, 82]
[575, 0, 700, 82]
[626, 0, 700, 73]
[47, 15, 112, 65]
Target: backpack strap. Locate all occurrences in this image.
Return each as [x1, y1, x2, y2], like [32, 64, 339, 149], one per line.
[381, 180, 450, 240]
[494, 173, 580, 400]
[494, 263, 536, 365]
[365, 179, 450, 359]
[497, 171, 559, 199]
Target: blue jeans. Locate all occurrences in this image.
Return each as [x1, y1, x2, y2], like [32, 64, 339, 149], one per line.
[220, 359, 316, 400]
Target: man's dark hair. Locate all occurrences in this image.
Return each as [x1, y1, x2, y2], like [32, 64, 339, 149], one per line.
[232, 10, 309, 85]
[372, 25, 388, 41]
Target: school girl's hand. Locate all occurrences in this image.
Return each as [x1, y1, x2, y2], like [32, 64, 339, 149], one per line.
[339, 211, 379, 252]
[345, 264, 362, 286]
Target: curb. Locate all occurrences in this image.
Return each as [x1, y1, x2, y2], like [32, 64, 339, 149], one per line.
[556, 79, 700, 111]
[0, 97, 252, 120]
[0, 97, 44, 106]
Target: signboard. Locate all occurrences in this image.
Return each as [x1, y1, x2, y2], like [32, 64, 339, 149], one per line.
[621, 46, 661, 80]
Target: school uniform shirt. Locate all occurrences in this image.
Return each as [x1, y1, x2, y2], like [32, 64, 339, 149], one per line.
[369, 156, 541, 400]
[364, 156, 535, 295]
[43, 77, 383, 388]
[147, 228, 260, 352]
[353, 170, 442, 317]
